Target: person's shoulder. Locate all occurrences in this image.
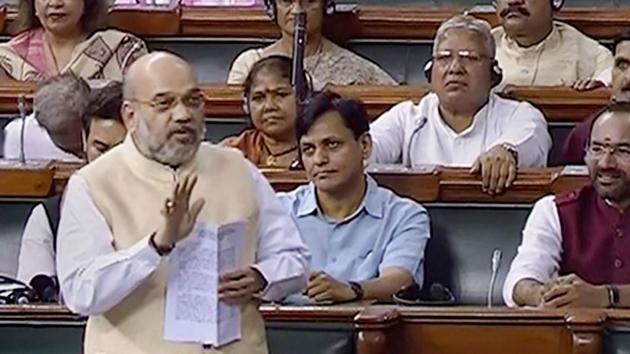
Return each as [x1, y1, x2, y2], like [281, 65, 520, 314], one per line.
[553, 184, 592, 207]
[555, 21, 607, 50]
[491, 25, 506, 40]
[375, 183, 428, 218]
[219, 129, 258, 147]
[4, 117, 23, 135]
[228, 47, 264, 84]
[78, 143, 123, 176]
[92, 28, 140, 40]
[199, 141, 248, 161]
[386, 93, 433, 117]
[492, 93, 543, 117]
[231, 47, 264, 68]
[275, 184, 312, 213]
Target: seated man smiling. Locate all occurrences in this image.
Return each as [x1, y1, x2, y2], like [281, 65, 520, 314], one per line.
[278, 91, 430, 304]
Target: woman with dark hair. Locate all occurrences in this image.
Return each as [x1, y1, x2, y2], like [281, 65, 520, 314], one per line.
[227, 0, 396, 89]
[0, 0, 147, 82]
[222, 55, 300, 168]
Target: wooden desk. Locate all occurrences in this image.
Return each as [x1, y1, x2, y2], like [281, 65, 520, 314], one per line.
[0, 83, 610, 124]
[0, 305, 618, 354]
[0, 162, 588, 204]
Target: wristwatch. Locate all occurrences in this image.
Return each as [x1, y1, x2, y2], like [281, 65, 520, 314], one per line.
[348, 281, 364, 302]
[500, 143, 519, 166]
[608, 285, 620, 308]
[149, 232, 175, 256]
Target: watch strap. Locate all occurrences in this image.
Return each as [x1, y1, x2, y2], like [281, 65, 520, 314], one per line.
[149, 233, 175, 256]
[348, 281, 364, 302]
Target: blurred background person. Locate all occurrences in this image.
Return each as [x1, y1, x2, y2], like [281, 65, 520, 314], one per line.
[0, 0, 147, 82]
[228, 0, 397, 88]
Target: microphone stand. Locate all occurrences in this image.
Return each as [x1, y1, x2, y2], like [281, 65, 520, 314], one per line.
[291, 0, 308, 120]
[17, 95, 27, 165]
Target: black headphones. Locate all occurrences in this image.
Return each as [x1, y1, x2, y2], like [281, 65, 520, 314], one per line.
[263, 0, 336, 21]
[0, 275, 39, 305]
[423, 57, 504, 88]
[551, 0, 564, 11]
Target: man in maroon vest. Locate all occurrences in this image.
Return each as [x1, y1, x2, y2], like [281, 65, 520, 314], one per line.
[504, 102, 630, 308]
[559, 30, 630, 165]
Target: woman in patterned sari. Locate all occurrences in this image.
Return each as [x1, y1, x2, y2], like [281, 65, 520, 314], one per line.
[228, 0, 398, 89]
[0, 0, 147, 82]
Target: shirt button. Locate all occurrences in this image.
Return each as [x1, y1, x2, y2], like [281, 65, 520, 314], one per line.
[331, 257, 337, 263]
[616, 228, 624, 238]
[614, 259, 624, 268]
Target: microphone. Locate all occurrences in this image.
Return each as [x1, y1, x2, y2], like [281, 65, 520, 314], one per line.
[17, 95, 27, 164]
[291, 0, 308, 120]
[404, 116, 428, 168]
[487, 249, 502, 308]
[29, 274, 59, 303]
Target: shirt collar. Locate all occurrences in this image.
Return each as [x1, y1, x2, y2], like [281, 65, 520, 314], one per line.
[296, 174, 383, 220]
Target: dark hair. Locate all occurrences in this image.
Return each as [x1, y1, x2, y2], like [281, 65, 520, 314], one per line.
[14, 0, 108, 35]
[243, 55, 293, 99]
[83, 81, 124, 136]
[298, 91, 369, 140]
[614, 29, 630, 54]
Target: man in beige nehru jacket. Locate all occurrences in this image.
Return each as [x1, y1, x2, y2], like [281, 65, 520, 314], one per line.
[492, 0, 612, 90]
[56, 52, 310, 354]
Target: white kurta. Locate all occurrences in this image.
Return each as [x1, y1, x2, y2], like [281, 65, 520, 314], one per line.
[56, 161, 310, 315]
[370, 93, 551, 168]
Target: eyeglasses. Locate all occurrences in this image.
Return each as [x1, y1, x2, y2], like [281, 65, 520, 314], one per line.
[585, 143, 630, 162]
[131, 91, 205, 113]
[433, 50, 490, 67]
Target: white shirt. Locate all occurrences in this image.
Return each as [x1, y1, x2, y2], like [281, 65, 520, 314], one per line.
[502, 195, 562, 307]
[56, 162, 310, 316]
[16, 204, 56, 283]
[370, 93, 552, 168]
[3, 113, 82, 162]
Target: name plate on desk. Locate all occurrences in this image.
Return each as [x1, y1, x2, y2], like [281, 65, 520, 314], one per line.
[0, 160, 54, 197]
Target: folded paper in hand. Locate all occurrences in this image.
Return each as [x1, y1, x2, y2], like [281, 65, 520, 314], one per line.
[164, 222, 245, 347]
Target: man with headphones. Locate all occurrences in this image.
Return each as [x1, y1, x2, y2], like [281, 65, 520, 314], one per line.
[370, 15, 551, 196]
[492, 0, 612, 90]
[227, 0, 396, 89]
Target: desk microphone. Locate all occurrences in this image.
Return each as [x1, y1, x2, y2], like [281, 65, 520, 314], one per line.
[404, 116, 428, 168]
[17, 95, 27, 164]
[487, 248, 502, 308]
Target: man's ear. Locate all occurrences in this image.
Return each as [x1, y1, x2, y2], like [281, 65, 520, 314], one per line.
[359, 132, 373, 161]
[121, 101, 136, 133]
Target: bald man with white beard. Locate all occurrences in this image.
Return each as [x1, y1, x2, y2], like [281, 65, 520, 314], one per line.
[56, 52, 309, 354]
